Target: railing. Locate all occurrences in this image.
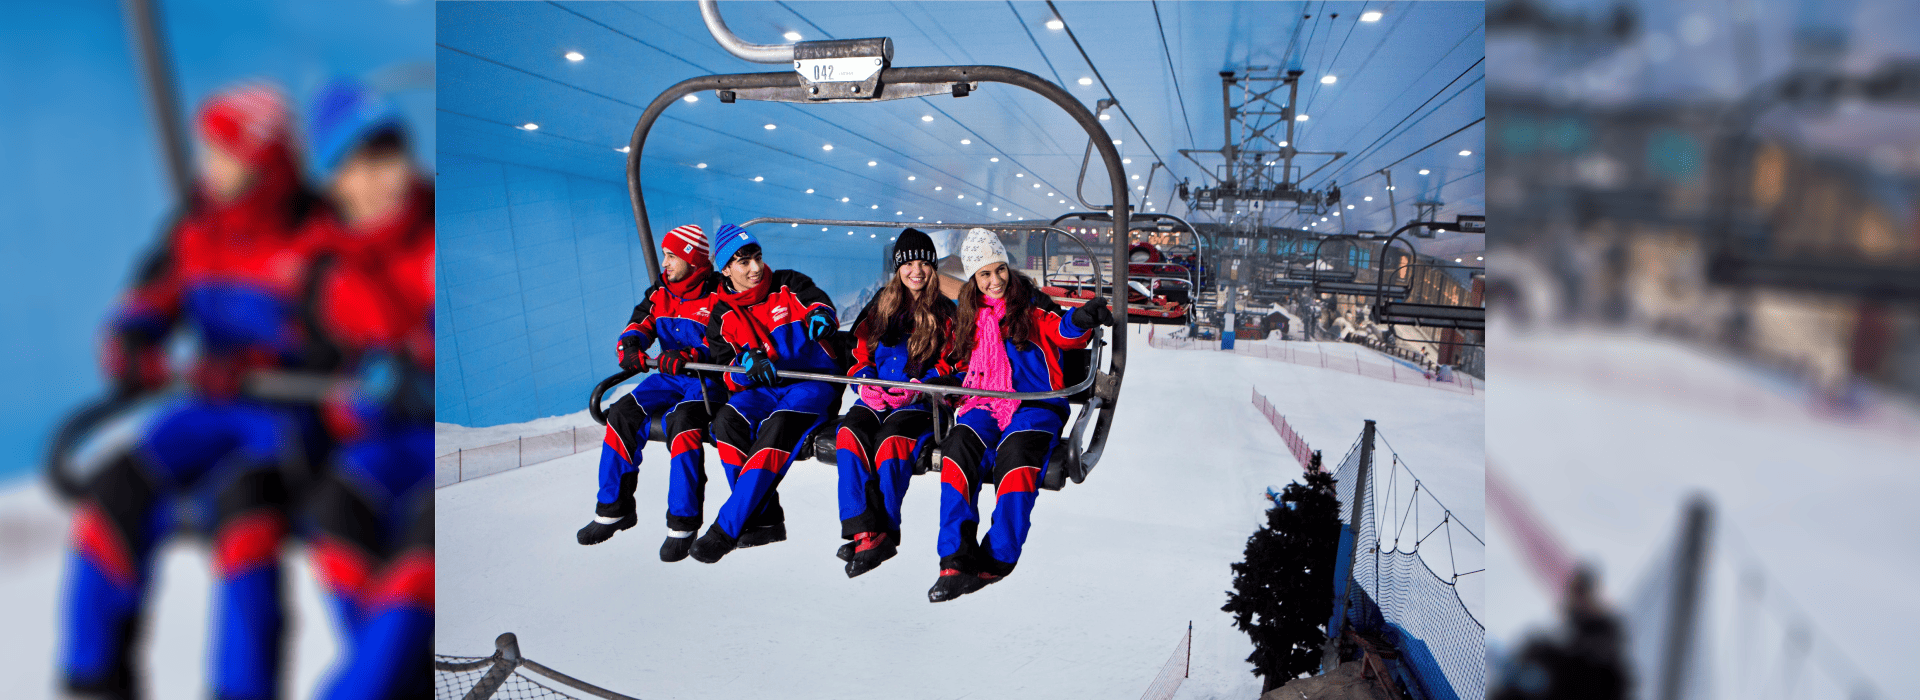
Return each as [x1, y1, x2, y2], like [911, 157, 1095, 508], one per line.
[1250, 387, 1313, 470]
[1137, 622, 1192, 700]
[434, 427, 604, 489]
[437, 633, 639, 700]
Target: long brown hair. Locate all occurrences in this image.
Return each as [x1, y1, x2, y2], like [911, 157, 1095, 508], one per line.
[857, 267, 949, 372]
[950, 265, 1039, 362]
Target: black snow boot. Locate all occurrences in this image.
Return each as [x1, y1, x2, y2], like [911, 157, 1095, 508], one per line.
[927, 568, 992, 603]
[689, 526, 738, 563]
[836, 540, 857, 562]
[659, 532, 696, 562]
[844, 532, 898, 578]
[738, 521, 787, 548]
[577, 513, 635, 545]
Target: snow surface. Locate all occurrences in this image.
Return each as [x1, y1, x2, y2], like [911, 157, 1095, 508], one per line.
[1486, 324, 1920, 699]
[436, 326, 1484, 699]
[0, 477, 342, 700]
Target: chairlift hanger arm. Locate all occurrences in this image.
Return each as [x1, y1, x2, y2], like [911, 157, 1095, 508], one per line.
[697, 0, 793, 64]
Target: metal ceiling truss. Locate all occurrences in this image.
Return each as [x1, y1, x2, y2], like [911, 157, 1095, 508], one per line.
[1179, 68, 1346, 215]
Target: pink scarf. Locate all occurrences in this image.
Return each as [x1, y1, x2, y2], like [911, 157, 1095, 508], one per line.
[957, 296, 1018, 429]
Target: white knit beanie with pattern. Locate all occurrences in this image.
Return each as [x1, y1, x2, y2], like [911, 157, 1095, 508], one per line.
[960, 227, 1010, 280]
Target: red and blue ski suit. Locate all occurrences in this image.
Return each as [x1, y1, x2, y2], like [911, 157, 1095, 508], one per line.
[63, 155, 329, 700]
[835, 295, 955, 541]
[303, 181, 436, 700]
[595, 272, 725, 532]
[937, 295, 1094, 577]
[704, 269, 839, 539]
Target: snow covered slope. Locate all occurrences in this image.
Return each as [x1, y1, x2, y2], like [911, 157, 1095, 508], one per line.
[0, 478, 342, 700]
[436, 328, 1484, 699]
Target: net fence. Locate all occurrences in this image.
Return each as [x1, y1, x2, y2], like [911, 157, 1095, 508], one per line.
[1137, 623, 1192, 700]
[1148, 332, 1477, 395]
[435, 426, 604, 488]
[1330, 423, 1486, 700]
[436, 635, 637, 700]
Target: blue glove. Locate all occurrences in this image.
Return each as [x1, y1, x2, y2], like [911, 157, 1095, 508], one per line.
[738, 348, 779, 387]
[804, 308, 837, 341]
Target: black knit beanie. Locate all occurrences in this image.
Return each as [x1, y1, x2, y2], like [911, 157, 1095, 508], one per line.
[893, 228, 938, 267]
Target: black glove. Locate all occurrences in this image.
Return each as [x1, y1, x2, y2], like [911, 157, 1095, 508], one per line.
[804, 307, 837, 342]
[617, 334, 648, 371]
[656, 347, 698, 376]
[738, 348, 779, 387]
[1072, 295, 1116, 329]
[920, 373, 965, 387]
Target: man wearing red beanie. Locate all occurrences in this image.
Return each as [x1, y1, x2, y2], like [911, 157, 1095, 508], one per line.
[579, 224, 730, 564]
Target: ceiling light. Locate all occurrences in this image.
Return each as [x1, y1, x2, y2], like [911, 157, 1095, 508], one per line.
[806, 188, 814, 193]
[871, 204, 879, 209]
[1099, 114, 1111, 121]
[908, 176, 917, 181]
[868, 161, 877, 166]
[1459, 150, 1473, 156]
[1046, 192, 1054, 196]
[791, 223, 798, 227]
[1078, 77, 1093, 86]
[1346, 204, 1354, 209]
[921, 115, 934, 122]
[1046, 19, 1064, 30]
[936, 186, 943, 191]
[919, 216, 925, 220]
[1321, 217, 1328, 222]
[937, 221, 943, 224]
[1113, 139, 1123, 145]
[1059, 200, 1066, 204]
[764, 124, 776, 130]
[1477, 256, 1484, 261]
[841, 197, 850, 202]
[1386, 186, 1395, 190]
[683, 95, 698, 103]
[565, 51, 584, 62]
[1419, 169, 1431, 175]
[1278, 141, 1288, 147]
[823, 227, 829, 231]
[1033, 183, 1040, 188]
[847, 231, 854, 235]
[521, 123, 539, 130]
[957, 194, 965, 199]
[976, 201, 982, 205]
[1333, 212, 1340, 216]
[1364, 196, 1373, 201]
[1122, 158, 1132, 164]
[896, 211, 903, 215]
[1137, 186, 1145, 190]
[1016, 173, 1023, 177]
[1295, 114, 1309, 121]
[753, 176, 764, 182]
[870, 233, 877, 238]
[617, 146, 631, 153]
[783, 31, 803, 41]
[695, 162, 706, 168]
[993, 207, 999, 211]
[1360, 11, 1382, 22]
[1320, 75, 1336, 84]
[991, 157, 1000, 162]
[1131, 174, 1139, 180]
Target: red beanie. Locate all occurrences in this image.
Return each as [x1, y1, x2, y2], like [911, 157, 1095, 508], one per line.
[197, 83, 290, 165]
[663, 224, 711, 270]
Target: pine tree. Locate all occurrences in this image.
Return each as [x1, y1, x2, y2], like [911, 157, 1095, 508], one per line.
[1222, 468, 1343, 692]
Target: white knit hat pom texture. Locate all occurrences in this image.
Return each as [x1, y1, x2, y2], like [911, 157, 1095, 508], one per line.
[960, 227, 1010, 280]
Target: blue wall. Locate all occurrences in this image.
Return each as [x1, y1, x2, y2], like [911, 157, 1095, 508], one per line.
[435, 153, 886, 427]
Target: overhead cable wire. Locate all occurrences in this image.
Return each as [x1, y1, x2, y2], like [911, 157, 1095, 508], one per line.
[1312, 57, 1484, 187]
[1045, 0, 1171, 181]
[1150, 1, 1197, 149]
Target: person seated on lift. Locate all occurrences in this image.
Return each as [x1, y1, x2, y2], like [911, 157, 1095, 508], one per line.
[689, 225, 842, 563]
[577, 224, 727, 565]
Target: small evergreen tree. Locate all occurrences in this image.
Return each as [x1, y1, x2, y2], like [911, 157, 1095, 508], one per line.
[1222, 467, 1343, 691]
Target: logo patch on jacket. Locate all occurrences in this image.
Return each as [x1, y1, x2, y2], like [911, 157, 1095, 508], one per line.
[770, 306, 789, 322]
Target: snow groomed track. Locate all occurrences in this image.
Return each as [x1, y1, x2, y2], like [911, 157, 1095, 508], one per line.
[434, 331, 1483, 699]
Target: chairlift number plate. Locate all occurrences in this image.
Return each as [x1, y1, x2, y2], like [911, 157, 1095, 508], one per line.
[795, 57, 885, 83]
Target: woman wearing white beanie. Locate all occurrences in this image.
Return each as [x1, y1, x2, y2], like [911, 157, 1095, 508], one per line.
[929, 229, 1114, 602]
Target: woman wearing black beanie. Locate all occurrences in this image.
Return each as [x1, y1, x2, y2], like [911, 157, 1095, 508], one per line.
[831, 228, 957, 577]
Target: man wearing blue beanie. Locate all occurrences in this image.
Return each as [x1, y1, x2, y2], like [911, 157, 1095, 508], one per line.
[689, 224, 842, 563]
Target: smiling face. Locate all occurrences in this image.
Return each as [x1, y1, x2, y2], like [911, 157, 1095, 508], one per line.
[898, 259, 934, 294]
[200, 142, 254, 204]
[722, 248, 766, 291]
[974, 262, 1010, 299]
[332, 146, 414, 227]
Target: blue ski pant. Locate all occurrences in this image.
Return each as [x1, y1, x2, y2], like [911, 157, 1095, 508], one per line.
[595, 373, 716, 531]
[707, 381, 837, 538]
[835, 400, 933, 539]
[62, 397, 304, 700]
[936, 404, 1065, 576]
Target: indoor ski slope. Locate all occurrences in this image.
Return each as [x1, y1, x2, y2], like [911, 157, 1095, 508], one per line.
[435, 329, 1484, 700]
[1486, 324, 1920, 699]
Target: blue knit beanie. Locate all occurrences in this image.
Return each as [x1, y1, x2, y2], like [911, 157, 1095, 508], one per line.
[711, 223, 758, 266]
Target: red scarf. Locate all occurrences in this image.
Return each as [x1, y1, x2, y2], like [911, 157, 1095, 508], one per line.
[665, 266, 713, 301]
[718, 272, 778, 360]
